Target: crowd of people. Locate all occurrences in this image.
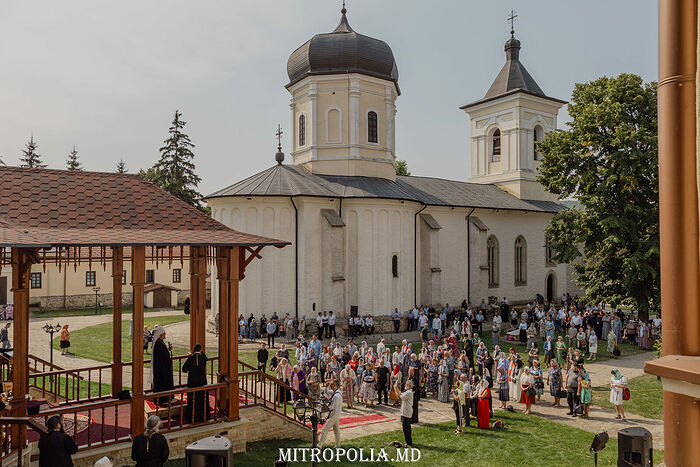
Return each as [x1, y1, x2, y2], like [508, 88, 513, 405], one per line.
[256, 295, 653, 443]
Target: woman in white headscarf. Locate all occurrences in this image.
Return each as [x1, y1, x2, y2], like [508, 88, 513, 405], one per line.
[339, 364, 357, 408]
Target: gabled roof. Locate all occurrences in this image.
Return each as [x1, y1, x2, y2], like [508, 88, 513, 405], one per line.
[0, 166, 288, 248]
[460, 35, 566, 110]
[205, 164, 566, 214]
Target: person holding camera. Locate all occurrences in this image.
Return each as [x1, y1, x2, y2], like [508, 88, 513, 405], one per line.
[38, 415, 78, 467]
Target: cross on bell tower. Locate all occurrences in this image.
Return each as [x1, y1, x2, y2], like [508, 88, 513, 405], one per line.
[275, 124, 285, 165]
[508, 10, 518, 37]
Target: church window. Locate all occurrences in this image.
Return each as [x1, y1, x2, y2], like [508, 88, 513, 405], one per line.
[533, 125, 544, 160]
[545, 233, 555, 266]
[491, 129, 501, 162]
[86, 271, 96, 287]
[299, 115, 306, 147]
[487, 236, 499, 288]
[368, 111, 378, 143]
[392, 254, 399, 278]
[514, 236, 527, 286]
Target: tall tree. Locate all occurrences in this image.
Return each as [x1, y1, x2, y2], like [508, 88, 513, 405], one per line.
[150, 110, 203, 209]
[538, 73, 658, 320]
[115, 159, 127, 173]
[66, 146, 83, 171]
[20, 136, 47, 168]
[395, 159, 410, 176]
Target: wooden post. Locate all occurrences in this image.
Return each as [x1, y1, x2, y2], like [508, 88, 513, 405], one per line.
[189, 246, 208, 351]
[229, 247, 241, 420]
[111, 247, 123, 397]
[130, 246, 146, 438]
[216, 247, 231, 415]
[10, 248, 31, 446]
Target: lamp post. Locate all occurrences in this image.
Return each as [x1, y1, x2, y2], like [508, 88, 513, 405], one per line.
[42, 323, 61, 365]
[294, 398, 332, 467]
[92, 286, 101, 314]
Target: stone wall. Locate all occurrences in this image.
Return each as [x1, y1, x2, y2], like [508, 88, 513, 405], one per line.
[29, 292, 134, 310]
[20, 405, 311, 466]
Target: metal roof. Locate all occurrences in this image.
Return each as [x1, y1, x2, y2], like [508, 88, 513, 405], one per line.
[460, 35, 566, 110]
[286, 9, 399, 93]
[206, 164, 566, 214]
[0, 166, 288, 248]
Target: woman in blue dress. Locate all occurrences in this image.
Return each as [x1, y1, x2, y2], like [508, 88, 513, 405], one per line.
[427, 358, 439, 396]
[547, 360, 563, 407]
[531, 360, 544, 402]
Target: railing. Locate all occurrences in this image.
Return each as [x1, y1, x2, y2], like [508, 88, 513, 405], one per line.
[0, 417, 48, 467]
[29, 363, 112, 404]
[123, 354, 220, 387]
[142, 383, 228, 434]
[237, 360, 312, 427]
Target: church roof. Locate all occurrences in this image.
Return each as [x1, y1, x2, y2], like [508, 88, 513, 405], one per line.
[0, 166, 288, 248]
[205, 164, 565, 213]
[460, 35, 566, 110]
[286, 8, 399, 93]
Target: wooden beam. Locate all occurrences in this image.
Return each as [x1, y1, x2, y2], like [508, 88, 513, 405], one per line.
[130, 246, 146, 438]
[196, 246, 207, 351]
[10, 248, 31, 447]
[111, 247, 123, 397]
[229, 246, 242, 420]
[189, 247, 199, 351]
[216, 246, 231, 416]
[242, 246, 263, 269]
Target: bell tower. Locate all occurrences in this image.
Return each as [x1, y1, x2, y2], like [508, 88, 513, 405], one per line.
[460, 27, 566, 201]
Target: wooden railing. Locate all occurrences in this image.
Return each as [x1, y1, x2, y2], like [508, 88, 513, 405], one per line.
[0, 417, 48, 467]
[237, 360, 312, 428]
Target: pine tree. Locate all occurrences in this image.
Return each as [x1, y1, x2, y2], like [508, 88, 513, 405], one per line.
[115, 159, 127, 173]
[20, 136, 47, 168]
[66, 146, 83, 171]
[151, 110, 203, 209]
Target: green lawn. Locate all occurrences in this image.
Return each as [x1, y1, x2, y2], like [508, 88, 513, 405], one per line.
[593, 374, 663, 419]
[31, 306, 181, 319]
[52, 315, 190, 363]
[218, 412, 664, 467]
[30, 374, 113, 401]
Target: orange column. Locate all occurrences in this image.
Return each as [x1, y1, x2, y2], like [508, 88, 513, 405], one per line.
[189, 248, 199, 351]
[216, 247, 231, 414]
[10, 248, 31, 446]
[229, 247, 241, 420]
[657, 0, 700, 464]
[111, 247, 123, 397]
[130, 246, 146, 438]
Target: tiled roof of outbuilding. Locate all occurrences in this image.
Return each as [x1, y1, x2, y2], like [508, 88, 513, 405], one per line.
[0, 166, 288, 248]
[206, 164, 566, 214]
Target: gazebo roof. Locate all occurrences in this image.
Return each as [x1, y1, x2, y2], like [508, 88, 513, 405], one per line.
[0, 166, 287, 248]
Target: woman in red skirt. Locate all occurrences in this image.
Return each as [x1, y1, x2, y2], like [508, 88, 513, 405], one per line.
[519, 366, 536, 414]
[477, 380, 491, 429]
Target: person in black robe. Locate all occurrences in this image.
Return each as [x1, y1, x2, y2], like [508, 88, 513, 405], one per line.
[150, 327, 174, 406]
[409, 363, 421, 424]
[182, 344, 210, 423]
[464, 337, 474, 369]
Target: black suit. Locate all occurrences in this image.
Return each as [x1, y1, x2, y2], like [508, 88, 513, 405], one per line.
[38, 430, 78, 467]
[131, 432, 170, 467]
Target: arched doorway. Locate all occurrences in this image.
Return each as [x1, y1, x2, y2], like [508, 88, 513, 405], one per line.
[545, 272, 556, 304]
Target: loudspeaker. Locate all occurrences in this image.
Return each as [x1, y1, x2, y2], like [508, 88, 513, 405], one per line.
[350, 306, 358, 318]
[617, 427, 652, 466]
[118, 390, 131, 400]
[186, 435, 232, 467]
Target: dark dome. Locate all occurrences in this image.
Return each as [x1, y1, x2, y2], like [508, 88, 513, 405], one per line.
[286, 9, 400, 94]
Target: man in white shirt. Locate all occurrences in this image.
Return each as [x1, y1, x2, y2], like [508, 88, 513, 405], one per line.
[328, 311, 337, 339]
[316, 313, 323, 340]
[321, 311, 330, 339]
[377, 338, 386, 357]
[419, 311, 428, 330]
[432, 315, 442, 338]
[366, 315, 374, 335]
[392, 308, 401, 333]
[318, 380, 343, 448]
[400, 380, 414, 446]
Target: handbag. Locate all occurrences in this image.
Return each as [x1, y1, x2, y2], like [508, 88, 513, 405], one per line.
[622, 387, 631, 401]
[556, 389, 567, 399]
[613, 347, 621, 357]
[526, 387, 536, 397]
[574, 403, 584, 415]
[534, 381, 544, 390]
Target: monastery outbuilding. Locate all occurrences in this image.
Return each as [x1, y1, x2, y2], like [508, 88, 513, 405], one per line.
[206, 8, 579, 324]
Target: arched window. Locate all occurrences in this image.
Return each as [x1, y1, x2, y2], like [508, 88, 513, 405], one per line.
[487, 236, 499, 288]
[299, 114, 306, 147]
[533, 125, 544, 160]
[545, 233, 555, 266]
[326, 108, 341, 142]
[514, 235, 527, 286]
[368, 111, 378, 143]
[491, 129, 501, 161]
[392, 254, 399, 278]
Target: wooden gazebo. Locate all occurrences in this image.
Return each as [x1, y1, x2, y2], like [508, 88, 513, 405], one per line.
[0, 166, 287, 459]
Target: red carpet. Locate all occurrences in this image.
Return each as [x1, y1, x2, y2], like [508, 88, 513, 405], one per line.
[309, 413, 393, 432]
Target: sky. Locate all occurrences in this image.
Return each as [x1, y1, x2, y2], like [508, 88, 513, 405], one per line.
[0, 1, 657, 194]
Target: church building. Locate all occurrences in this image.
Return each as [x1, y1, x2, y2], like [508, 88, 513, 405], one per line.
[205, 8, 579, 321]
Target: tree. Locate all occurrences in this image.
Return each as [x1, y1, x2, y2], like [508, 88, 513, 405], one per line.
[395, 159, 410, 176]
[66, 146, 83, 171]
[149, 110, 203, 209]
[115, 159, 127, 174]
[538, 73, 658, 320]
[20, 136, 47, 168]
